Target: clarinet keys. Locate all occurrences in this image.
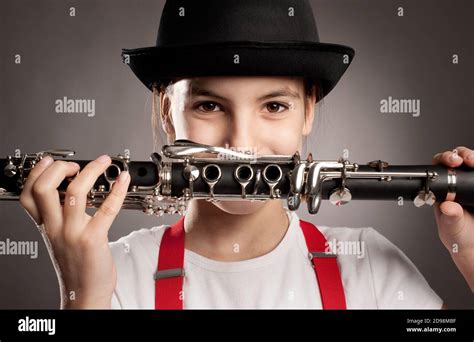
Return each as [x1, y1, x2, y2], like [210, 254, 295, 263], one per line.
[234, 165, 254, 198]
[287, 163, 306, 210]
[202, 164, 222, 199]
[287, 193, 301, 211]
[182, 163, 199, 199]
[4, 156, 17, 177]
[263, 164, 283, 199]
[413, 171, 437, 207]
[413, 190, 436, 207]
[329, 187, 352, 206]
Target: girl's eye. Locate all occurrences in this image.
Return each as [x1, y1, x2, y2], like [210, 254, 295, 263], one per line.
[265, 102, 289, 114]
[194, 101, 289, 114]
[195, 101, 222, 112]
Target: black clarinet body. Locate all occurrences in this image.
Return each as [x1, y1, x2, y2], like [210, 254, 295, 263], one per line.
[1, 140, 473, 215]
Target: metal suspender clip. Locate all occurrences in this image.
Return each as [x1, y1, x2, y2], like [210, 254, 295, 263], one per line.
[308, 251, 338, 261]
[154, 268, 185, 280]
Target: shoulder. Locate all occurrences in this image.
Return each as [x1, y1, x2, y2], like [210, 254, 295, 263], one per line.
[312, 224, 443, 309]
[109, 224, 169, 267]
[108, 224, 170, 309]
[316, 224, 368, 243]
[109, 224, 169, 248]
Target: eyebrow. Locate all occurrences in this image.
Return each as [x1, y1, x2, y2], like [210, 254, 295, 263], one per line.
[190, 85, 301, 101]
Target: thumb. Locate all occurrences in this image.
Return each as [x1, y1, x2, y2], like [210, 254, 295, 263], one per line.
[434, 201, 465, 237]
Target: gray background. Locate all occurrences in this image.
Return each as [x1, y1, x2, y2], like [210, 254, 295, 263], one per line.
[0, 0, 473, 308]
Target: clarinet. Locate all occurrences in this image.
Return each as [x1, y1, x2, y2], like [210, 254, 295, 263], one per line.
[1, 140, 473, 215]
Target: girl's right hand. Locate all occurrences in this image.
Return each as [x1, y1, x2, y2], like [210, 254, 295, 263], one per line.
[19, 154, 131, 309]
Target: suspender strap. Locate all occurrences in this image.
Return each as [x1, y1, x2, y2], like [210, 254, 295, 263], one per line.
[299, 219, 347, 309]
[154, 216, 346, 309]
[154, 216, 186, 309]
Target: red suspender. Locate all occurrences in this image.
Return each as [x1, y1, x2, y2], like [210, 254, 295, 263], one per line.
[155, 216, 346, 309]
[299, 219, 347, 309]
[154, 216, 186, 309]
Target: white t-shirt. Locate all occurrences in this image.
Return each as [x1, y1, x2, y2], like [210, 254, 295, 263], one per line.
[109, 208, 443, 309]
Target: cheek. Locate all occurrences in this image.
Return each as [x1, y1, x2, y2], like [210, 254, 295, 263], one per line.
[174, 114, 228, 145]
[259, 117, 305, 155]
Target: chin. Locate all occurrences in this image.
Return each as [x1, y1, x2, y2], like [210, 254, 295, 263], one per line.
[212, 199, 268, 215]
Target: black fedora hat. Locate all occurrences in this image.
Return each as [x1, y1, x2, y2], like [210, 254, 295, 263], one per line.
[122, 0, 355, 102]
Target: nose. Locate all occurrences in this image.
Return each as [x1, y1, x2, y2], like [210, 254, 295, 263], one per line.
[225, 113, 257, 152]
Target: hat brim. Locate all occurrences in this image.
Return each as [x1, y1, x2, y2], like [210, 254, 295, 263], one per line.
[121, 41, 355, 102]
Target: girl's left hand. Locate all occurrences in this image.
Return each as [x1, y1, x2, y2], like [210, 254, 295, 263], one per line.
[432, 146, 474, 292]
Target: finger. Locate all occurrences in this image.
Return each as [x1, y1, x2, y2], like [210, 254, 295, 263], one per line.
[435, 201, 463, 221]
[454, 146, 474, 167]
[32, 161, 81, 234]
[19, 156, 55, 224]
[63, 155, 112, 227]
[434, 201, 466, 239]
[432, 150, 463, 167]
[90, 170, 130, 233]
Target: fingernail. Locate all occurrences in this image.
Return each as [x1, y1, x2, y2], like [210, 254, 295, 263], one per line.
[449, 153, 461, 161]
[38, 156, 53, 167]
[433, 153, 442, 159]
[97, 155, 110, 164]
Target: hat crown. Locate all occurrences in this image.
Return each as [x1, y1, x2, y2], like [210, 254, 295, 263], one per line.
[156, 0, 320, 46]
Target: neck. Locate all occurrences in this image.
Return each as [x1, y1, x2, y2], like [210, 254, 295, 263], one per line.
[184, 200, 290, 262]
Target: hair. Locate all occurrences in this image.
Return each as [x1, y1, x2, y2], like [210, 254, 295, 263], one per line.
[151, 77, 324, 153]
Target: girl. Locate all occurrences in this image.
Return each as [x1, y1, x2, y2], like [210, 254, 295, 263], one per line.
[19, 0, 474, 309]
